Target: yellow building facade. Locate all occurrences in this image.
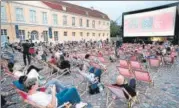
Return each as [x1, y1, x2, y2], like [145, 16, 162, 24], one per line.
[1, 1, 110, 43]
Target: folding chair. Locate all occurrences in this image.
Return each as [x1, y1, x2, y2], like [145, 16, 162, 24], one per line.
[105, 84, 139, 108]
[148, 58, 160, 68]
[130, 61, 143, 70]
[133, 69, 154, 87]
[116, 66, 134, 78]
[119, 59, 129, 68]
[47, 63, 71, 79]
[11, 84, 72, 108]
[130, 56, 137, 61]
[163, 56, 174, 66]
[97, 56, 109, 64]
[2, 66, 19, 79]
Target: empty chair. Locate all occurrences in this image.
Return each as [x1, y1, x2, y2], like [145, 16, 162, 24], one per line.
[130, 56, 137, 61]
[98, 56, 108, 64]
[148, 58, 160, 68]
[133, 70, 153, 86]
[90, 62, 101, 69]
[119, 59, 129, 68]
[117, 66, 134, 78]
[130, 61, 142, 70]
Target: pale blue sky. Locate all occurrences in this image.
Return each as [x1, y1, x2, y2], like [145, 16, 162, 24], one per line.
[66, 1, 178, 24]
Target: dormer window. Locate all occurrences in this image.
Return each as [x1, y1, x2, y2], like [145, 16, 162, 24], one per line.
[86, 11, 89, 16]
[62, 6, 66, 11]
[102, 15, 105, 19]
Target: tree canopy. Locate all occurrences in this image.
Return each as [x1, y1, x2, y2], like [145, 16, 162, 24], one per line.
[110, 20, 122, 37]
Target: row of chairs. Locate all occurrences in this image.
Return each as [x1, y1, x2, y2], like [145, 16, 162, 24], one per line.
[118, 59, 153, 86]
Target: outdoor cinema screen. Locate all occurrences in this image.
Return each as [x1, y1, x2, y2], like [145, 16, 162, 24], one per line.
[124, 6, 177, 37]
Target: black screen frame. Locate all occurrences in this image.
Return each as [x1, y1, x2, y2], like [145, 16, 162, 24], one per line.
[122, 2, 179, 38]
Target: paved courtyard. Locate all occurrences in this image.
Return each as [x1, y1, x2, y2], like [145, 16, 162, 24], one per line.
[2, 51, 179, 108]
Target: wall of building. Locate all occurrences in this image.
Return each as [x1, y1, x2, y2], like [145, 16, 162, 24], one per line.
[1, 1, 110, 43]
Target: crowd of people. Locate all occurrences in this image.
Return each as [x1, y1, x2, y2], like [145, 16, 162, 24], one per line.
[1, 38, 179, 108]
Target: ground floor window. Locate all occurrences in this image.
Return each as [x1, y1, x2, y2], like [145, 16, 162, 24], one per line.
[80, 32, 83, 36]
[72, 32, 75, 36]
[93, 33, 95, 36]
[1, 29, 7, 36]
[87, 32, 89, 36]
[43, 31, 48, 42]
[64, 32, 67, 36]
[54, 31, 58, 41]
[31, 30, 38, 40]
[19, 30, 25, 40]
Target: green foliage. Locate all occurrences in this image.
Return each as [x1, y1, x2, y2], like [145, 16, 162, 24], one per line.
[110, 20, 122, 37]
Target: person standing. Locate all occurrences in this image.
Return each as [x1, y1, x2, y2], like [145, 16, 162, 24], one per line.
[115, 37, 123, 58]
[22, 40, 31, 66]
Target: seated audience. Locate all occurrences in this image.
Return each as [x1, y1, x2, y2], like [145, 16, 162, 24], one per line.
[112, 75, 137, 99]
[25, 78, 87, 107]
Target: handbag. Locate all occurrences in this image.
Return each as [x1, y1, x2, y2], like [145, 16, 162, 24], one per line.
[29, 47, 35, 54]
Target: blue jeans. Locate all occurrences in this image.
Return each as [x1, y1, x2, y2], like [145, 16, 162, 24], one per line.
[89, 67, 102, 82]
[56, 87, 81, 106]
[45, 79, 67, 93]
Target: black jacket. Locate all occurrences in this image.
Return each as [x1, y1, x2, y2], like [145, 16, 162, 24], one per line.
[22, 43, 31, 54]
[112, 84, 136, 99]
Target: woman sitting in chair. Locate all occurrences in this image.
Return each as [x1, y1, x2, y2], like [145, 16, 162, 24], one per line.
[112, 75, 136, 99]
[25, 78, 87, 108]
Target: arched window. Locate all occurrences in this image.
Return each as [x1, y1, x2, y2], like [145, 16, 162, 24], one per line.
[31, 30, 38, 40]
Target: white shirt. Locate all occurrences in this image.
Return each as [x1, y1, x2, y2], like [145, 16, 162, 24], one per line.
[27, 69, 39, 79]
[55, 52, 60, 59]
[28, 91, 57, 107]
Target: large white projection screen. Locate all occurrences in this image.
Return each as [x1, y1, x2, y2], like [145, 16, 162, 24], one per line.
[124, 6, 177, 37]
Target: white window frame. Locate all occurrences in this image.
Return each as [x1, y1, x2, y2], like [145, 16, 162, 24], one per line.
[54, 31, 58, 41]
[19, 30, 25, 40]
[87, 32, 89, 36]
[64, 31, 67, 36]
[92, 20, 95, 28]
[86, 19, 89, 27]
[30, 9, 36, 23]
[53, 14, 58, 25]
[15, 7, 24, 21]
[72, 17, 75, 26]
[1, 29, 7, 35]
[80, 32, 83, 36]
[42, 12, 48, 24]
[79, 18, 83, 27]
[63, 15, 67, 26]
[1, 6, 6, 21]
[72, 32, 75, 36]
[93, 33, 95, 36]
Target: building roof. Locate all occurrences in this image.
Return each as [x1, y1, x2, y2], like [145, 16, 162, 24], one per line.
[42, 1, 110, 20]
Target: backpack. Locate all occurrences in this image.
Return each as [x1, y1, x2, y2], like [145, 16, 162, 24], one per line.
[88, 83, 100, 95]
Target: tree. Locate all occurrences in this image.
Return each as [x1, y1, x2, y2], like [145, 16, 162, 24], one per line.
[110, 20, 122, 37]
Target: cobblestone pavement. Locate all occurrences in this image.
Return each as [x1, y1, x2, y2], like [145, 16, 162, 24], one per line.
[2, 51, 179, 108]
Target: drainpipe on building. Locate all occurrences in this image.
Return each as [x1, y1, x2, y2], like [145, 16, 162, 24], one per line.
[7, 1, 15, 42]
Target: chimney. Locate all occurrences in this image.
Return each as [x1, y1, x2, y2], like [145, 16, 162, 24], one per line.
[91, 6, 94, 10]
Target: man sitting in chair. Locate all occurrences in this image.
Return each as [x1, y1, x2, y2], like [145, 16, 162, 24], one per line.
[24, 78, 87, 108]
[112, 75, 136, 99]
